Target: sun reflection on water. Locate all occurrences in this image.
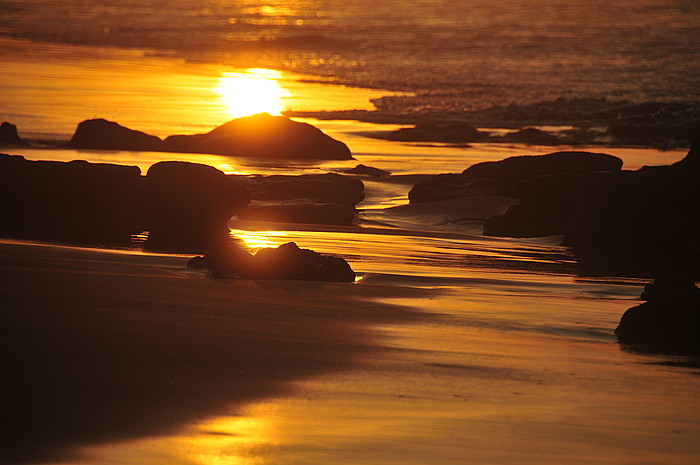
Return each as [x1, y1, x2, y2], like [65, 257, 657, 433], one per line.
[185, 415, 270, 465]
[215, 69, 290, 118]
[231, 229, 289, 252]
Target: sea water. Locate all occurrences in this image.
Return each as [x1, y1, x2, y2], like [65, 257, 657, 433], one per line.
[2, 0, 699, 113]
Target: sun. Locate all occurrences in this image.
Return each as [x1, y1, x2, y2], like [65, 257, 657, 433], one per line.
[215, 68, 290, 118]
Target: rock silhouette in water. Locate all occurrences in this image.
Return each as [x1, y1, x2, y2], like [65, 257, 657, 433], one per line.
[163, 113, 352, 159]
[64, 114, 351, 159]
[615, 275, 700, 352]
[67, 119, 164, 151]
[190, 241, 356, 282]
[0, 122, 29, 146]
[143, 161, 250, 253]
[0, 153, 144, 245]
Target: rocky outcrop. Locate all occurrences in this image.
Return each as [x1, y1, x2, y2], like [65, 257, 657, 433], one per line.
[561, 138, 700, 275]
[0, 122, 29, 146]
[409, 151, 621, 205]
[189, 240, 356, 282]
[0, 153, 144, 245]
[230, 173, 364, 225]
[163, 113, 352, 159]
[67, 119, 164, 151]
[460, 151, 623, 188]
[615, 276, 700, 352]
[143, 161, 250, 252]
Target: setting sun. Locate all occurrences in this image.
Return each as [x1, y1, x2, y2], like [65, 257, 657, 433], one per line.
[215, 68, 289, 118]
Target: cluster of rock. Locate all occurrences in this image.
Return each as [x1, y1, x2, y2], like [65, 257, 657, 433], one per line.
[615, 275, 700, 352]
[0, 155, 249, 252]
[188, 240, 355, 282]
[231, 173, 365, 226]
[289, 98, 699, 149]
[409, 139, 700, 277]
[1, 113, 352, 160]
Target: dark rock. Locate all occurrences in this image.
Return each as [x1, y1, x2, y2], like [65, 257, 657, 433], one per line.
[340, 164, 391, 178]
[0, 153, 144, 244]
[0, 122, 29, 146]
[163, 113, 352, 159]
[194, 240, 355, 282]
[615, 277, 700, 351]
[561, 140, 700, 276]
[67, 119, 163, 151]
[231, 173, 364, 207]
[143, 161, 250, 253]
[497, 127, 564, 145]
[409, 151, 621, 205]
[483, 172, 581, 237]
[409, 174, 498, 204]
[461, 151, 623, 188]
[236, 203, 356, 225]
[375, 121, 489, 143]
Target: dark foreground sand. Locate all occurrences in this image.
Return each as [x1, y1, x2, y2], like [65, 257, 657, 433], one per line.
[0, 240, 421, 464]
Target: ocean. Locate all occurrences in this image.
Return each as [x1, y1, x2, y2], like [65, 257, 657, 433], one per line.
[3, 0, 700, 112]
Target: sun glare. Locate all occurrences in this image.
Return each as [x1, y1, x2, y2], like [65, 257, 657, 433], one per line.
[215, 68, 290, 118]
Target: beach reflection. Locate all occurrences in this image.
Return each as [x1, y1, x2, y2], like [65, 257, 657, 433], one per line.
[215, 69, 290, 118]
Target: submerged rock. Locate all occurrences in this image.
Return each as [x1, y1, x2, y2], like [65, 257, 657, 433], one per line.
[67, 119, 163, 151]
[615, 276, 700, 351]
[0, 122, 29, 146]
[193, 240, 355, 282]
[163, 113, 352, 159]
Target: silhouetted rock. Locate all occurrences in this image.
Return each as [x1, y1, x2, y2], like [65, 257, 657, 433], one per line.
[561, 139, 700, 275]
[67, 119, 163, 151]
[339, 164, 390, 177]
[236, 203, 356, 225]
[374, 121, 488, 143]
[143, 161, 250, 253]
[0, 122, 29, 146]
[192, 240, 355, 282]
[615, 276, 700, 351]
[461, 151, 623, 188]
[409, 151, 621, 205]
[0, 153, 144, 244]
[163, 113, 352, 159]
[231, 173, 364, 207]
[496, 127, 564, 145]
[484, 172, 579, 237]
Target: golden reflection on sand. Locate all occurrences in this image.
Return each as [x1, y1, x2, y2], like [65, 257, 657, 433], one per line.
[215, 69, 290, 118]
[232, 229, 289, 251]
[184, 415, 271, 465]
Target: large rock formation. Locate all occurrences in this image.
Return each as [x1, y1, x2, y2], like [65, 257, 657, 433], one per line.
[561, 138, 700, 275]
[67, 119, 164, 151]
[189, 240, 356, 282]
[615, 275, 700, 352]
[143, 161, 250, 252]
[409, 151, 622, 204]
[163, 113, 352, 159]
[0, 153, 144, 245]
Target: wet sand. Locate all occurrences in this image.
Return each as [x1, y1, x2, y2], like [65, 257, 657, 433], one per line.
[0, 240, 423, 464]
